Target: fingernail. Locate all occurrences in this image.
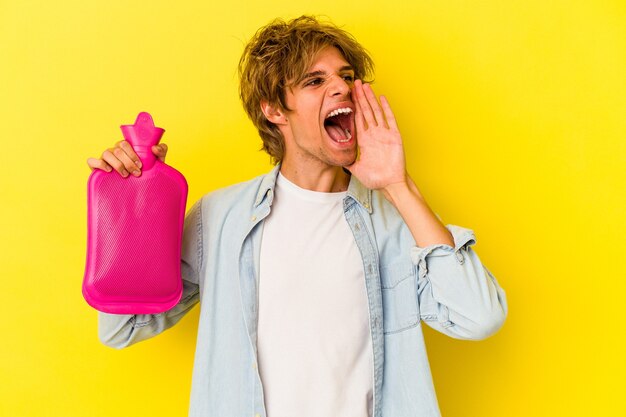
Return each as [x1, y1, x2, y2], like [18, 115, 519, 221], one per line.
[132, 170, 140, 177]
[122, 169, 129, 177]
[105, 166, 112, 172]
[136, 160, 142, 168]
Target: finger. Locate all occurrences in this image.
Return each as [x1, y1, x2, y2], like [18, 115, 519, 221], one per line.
[152, 143, 168, 162]
[86, 157, 112, 172]
[363, 83, 386, 128]
[101, 149, 130, 177]
[117, 140, 143, 169]
[380, 95, 399, 131]
[112, 147, 141, 176]
[354, 79, 377, 127]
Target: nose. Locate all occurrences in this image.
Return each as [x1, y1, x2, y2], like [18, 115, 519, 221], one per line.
[328, 74, 351, 98]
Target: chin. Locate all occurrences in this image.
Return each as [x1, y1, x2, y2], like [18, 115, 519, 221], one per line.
[341, 154, 358, 167]
[332, 149, 357, 168]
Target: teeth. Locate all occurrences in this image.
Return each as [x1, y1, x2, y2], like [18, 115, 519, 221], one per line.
[325, 107, 353, 119]
[334, 129, 353, 143]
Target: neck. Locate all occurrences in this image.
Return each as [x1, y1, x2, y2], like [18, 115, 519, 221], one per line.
[279, 162, 350, 193]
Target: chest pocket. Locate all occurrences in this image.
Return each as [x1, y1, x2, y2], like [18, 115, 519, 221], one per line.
[379, 262, 420, 334]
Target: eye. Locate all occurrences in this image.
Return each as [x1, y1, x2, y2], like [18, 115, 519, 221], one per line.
[304, 77, 324, 87]
[342, 74, 355, 82]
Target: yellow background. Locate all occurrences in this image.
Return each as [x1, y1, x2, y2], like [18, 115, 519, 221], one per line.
[1, 0, 624, 416]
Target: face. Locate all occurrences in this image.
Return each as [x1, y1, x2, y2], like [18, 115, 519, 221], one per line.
[278, 46, 357, 171]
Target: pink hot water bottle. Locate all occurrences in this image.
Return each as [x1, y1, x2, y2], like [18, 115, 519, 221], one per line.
[82, 112, 188, 314]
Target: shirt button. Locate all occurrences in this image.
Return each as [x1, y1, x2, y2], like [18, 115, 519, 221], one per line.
[252, 362, 257, 370]
[455, 250, 465, 264]
[251, 215, 256, 222]
[255, 414, 261, 417]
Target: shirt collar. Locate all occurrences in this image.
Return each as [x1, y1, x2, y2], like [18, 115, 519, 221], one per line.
[346, 173, 373, 214]
[253, 164, 280, 208]
[253, 164, 373, 214]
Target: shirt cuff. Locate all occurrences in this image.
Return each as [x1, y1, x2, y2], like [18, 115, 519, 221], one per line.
[410, 225, 477, 265]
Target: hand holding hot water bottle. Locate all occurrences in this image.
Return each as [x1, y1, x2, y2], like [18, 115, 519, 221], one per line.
[83, 112, 188, 314]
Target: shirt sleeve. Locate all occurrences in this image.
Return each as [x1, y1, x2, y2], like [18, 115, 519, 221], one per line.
[97, 199, 203, 349]
[412, 224, 508, 340]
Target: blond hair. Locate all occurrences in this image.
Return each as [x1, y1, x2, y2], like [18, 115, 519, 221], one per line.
[238, 15, 374, 164]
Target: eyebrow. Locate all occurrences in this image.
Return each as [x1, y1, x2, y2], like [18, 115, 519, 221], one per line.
[300, 65, 354, 81]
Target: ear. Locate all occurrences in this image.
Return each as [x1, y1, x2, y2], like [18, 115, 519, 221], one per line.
[260, 100, 288, 125]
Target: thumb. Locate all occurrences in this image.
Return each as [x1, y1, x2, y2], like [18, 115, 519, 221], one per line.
[152, 143, 168, 162]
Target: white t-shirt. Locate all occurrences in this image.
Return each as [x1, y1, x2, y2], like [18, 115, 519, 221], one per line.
[257, 173, 374, 417]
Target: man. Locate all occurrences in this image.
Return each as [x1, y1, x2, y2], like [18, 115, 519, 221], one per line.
[88, 15, 507, 417]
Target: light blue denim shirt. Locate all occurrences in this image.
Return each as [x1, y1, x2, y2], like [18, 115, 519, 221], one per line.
[98, 165, 508, 417]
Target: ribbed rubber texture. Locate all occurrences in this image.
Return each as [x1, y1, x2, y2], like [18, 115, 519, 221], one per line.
[83, 161, 187, 314]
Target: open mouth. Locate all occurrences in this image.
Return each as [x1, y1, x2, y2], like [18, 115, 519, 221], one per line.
[324, 107, 354, 143]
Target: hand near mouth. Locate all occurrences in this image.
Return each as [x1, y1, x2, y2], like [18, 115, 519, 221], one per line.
[346, 79, 408, 192]
[348, 80, 453, 246]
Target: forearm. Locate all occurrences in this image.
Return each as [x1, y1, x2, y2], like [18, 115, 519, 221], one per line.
[412, 224, 508, 340]
[98, 277, 199, 348]
[382, 174, 454, 248]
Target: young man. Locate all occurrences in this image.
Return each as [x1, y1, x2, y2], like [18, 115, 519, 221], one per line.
[88, 16, 507, 417]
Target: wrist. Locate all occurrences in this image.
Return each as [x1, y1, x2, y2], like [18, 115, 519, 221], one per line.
[383, 175, 422, 206]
